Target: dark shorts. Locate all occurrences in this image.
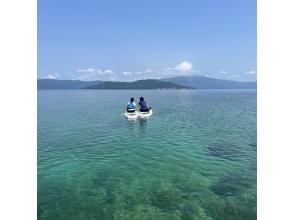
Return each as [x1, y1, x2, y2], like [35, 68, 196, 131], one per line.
[140, 108, 149, 112]
[127, 109, 136, 113]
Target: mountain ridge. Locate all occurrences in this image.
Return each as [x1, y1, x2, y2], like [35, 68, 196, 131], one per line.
[37, 76, 257, 89]
[162, 75, 256, 89]
[84, 79, 194, 89]
[37, 79, 103, 89]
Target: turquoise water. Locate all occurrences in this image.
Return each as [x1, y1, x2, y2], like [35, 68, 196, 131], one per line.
[38, 90, 256, 220]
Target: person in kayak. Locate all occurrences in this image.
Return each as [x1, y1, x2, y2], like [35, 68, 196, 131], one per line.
[138, 97, 151, 112]
[126, 97, 138, 113]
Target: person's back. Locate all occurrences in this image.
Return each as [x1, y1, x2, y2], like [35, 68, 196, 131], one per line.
[138, 97, 149, 112]
[126, 97, 137, 112]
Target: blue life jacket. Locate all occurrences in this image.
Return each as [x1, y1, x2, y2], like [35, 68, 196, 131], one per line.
[139, 100, 147, 109]
[127, 102, 136, 109]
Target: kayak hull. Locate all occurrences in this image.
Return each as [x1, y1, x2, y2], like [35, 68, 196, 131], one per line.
[138, 109, 153, 118]
[123, 111, 139, 120]
[123, 109, 153, 120]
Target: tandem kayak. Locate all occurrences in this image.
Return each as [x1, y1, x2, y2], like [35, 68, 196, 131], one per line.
[123, 109, 153, 120]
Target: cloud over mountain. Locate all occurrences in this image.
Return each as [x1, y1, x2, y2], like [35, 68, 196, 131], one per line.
[174, 61, 193, 72]
[75, 68, 114, 80]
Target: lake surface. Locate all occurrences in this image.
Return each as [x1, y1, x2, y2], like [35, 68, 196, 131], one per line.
[38, 90, 256, 220]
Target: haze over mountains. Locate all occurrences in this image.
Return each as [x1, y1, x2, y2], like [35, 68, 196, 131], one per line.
[37, 79, 102, 89]
[38, 76, 257, 90]
[163, 76, 257, 89]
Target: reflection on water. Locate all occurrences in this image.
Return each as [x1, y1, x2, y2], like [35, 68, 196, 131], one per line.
[139, 118, 148, 132]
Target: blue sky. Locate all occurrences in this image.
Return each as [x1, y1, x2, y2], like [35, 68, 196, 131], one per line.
[38, 0, 256, 81]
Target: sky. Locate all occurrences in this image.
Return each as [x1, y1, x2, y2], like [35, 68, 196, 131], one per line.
[38, 0, 256, 81]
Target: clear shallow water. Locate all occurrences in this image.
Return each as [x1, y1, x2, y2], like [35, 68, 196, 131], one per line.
[38, 90, 256, 220]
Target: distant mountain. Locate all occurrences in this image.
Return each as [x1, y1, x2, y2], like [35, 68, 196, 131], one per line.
[37, 77, 256, 90]
[84, 79, 194, 89]
[162, 76, 257, 89]
[37, 79, 102, 89]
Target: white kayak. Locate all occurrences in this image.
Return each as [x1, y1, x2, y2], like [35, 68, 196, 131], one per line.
[123, 109, 153, 120]
[138, 109, 153, 119]
[123, 111, 139, 120]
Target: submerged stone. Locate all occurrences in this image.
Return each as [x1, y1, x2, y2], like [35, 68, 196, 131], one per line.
[211, 172, 254, 197]
[150, 189, 183, 211]
[207, 142, 242, 161]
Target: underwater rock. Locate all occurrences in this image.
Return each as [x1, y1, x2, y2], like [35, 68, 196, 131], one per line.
[207, 142, 242, 161]
[211, 172, 253, 197]
[150, 189, 183, 211]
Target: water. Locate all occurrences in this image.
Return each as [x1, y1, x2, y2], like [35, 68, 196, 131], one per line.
[38, 90, 256, 220]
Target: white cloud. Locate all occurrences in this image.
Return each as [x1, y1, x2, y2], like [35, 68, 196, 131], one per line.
[122, 71, 143, 76]
[75, 73, 100, 81]
[145, 69, 154, 73]
[245, 70, 257, 75]
[158, 62, 198, 77]
[174, 61, 193, 72]
[43, 73, 60, 79]
[75, 68, 114, 80]
[77, 68, 96, 73]
[104, 69, 113, 74]
[220, 70, 228, 74]
[72, 62, 200, 81]
[45, 74, 57, 79]
[122, 71, 132, 76]
[73, 67, 114, 81]
[77, 68, 113, 75]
